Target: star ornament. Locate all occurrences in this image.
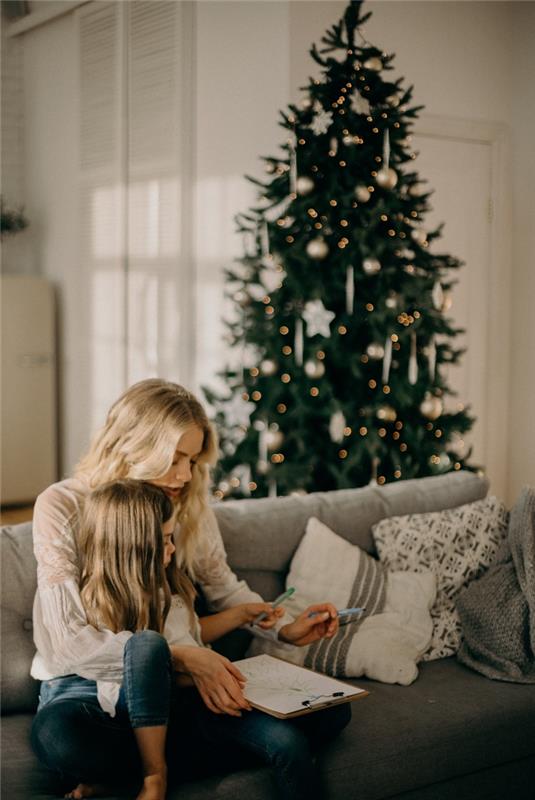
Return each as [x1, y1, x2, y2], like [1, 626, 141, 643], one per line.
[310, 105, 334, 136]
[224, 393, 257, 428]
[350, 90, 370, 116]
[302, 299, 336, 338]
[259, 265, 287, 293]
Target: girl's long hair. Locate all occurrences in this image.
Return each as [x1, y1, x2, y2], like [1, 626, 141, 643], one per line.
[75, 379, 218, 578]
[79, 480, 195, 633]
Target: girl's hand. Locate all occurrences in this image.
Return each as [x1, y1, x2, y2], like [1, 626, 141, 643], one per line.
[278, 603, 339, 647]
[172, 646, 251, 716]
[238, 602, 285, 629]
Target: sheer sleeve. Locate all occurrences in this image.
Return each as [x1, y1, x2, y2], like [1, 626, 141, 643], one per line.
[32, 483, 131, 680]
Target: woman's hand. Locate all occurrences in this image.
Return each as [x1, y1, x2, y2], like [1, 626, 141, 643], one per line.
[170, 645, 251, 716]
[237, 602, 285, 629]
[278, 603, 339, 647]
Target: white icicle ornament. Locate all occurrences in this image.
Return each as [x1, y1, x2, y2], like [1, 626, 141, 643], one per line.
[329, 410, 347, 443]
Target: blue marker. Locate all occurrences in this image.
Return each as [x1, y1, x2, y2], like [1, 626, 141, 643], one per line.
[308, 606, 365, 619]
[252, 587, 296, 625]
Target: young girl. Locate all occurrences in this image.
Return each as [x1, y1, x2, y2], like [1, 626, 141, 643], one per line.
[42, 479, 347, 800]
[30, 380, 349, 798]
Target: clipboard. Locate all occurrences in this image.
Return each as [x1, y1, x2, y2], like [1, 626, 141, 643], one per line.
[233, 654, 369, 719]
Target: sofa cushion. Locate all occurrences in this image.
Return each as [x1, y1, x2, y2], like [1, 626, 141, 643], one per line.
[248, 517, 435, 685]
[0, 522, 40, 713]
[372, 495, 508, 660]
[214, 471, 489, 578]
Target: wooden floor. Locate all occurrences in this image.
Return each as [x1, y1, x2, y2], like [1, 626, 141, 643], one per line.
[0, 504, 34, 525]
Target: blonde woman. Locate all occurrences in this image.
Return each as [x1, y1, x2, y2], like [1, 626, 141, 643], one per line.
[30, 380, 349, 799]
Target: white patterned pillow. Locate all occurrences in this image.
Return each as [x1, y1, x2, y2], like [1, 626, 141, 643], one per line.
[372, 495, 508, 661]
[248, 517, 436, 685]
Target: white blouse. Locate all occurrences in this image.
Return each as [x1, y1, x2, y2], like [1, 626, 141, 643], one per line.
[31, 477, 292, 714]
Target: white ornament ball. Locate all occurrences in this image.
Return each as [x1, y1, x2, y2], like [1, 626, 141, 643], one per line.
[265, 429, 284, 451]
[366, 342, 385, 360]
[364, 56, 383, 71]
[355, 185, 371, 203]
[304, 359, 325, 379]
[342, 135, 353, 146]
[234, 290, 249, 307]
[376, 168, 398, 189]
[362, 257, 381, 275]
[376, 405, 397, 423]
[386, 94, 400, 108]
[264, 163, 275, 174]
[411, 228, 428, 246]
[420, 392, 443, 421]
[260, 359, 277, 376]
[306, 238, 329, 260]
[296, 176, 315, 196]
[301, 97, 313, 110]
[385, 293, 398, 309]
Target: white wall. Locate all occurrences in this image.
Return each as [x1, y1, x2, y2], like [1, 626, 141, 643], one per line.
[509, 2, 535, 494]
[6, 0, 534, 498]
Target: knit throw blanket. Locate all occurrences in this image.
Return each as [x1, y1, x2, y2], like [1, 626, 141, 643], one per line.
[456, 487, 535, 683]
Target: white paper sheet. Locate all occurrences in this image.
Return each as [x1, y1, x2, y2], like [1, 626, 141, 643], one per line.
[234, 654, 366, 716]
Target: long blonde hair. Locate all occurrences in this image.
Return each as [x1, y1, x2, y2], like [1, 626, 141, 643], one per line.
[75, 379, 218, 576]
[79, 480, 195, 634]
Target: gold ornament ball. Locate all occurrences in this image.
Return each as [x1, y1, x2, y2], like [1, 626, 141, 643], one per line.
[376, 168, 398, 189]
[304, 359, 325, 379]
[408, 183, 426, 197]
[386, 94, 400, 108]
[363, 56, 383, 71]
[441, 290, 453, 312]
[411, 228, 427, 245]
[420, 392, 443, 421]
[296, 176, 315, 196]
[264, 163, 275, 174]
[376, 405, 397, 422]
[355, 185, 371, 203]
[363, 257, 381, 275]
[260, 359, 277, 376]
[306, 237, 329, 259]
[366, 342, 385, 359]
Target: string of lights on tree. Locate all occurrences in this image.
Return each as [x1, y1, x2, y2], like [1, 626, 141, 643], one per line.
[203, 0, 475, 500]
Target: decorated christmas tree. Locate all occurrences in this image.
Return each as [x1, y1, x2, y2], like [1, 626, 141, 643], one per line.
[204, 0, 474, 500]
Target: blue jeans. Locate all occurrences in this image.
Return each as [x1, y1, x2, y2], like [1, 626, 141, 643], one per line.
[31, 631, 351, 799]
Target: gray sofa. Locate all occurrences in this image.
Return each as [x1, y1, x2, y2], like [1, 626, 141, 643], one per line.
[2, 471, 535, 800]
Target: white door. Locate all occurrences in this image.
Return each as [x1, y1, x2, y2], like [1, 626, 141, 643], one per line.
[413, 117, 509, 498]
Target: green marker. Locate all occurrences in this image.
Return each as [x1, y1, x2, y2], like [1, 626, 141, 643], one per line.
[252, 587, 295, 625]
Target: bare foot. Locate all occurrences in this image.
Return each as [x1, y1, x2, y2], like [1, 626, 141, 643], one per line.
[64, 784, 109, 799]
[136, 771, 167, 800]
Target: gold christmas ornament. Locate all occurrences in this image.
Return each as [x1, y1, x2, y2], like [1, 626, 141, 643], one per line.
[362, 257, 381, 275]
[296, 176, 315, 195]
[411, 228, 428, 246]
[306, 237, 329, 259]
[441, 290, 453, 311]
[363, 56, 383, 71]
[354, 185, 371, 203]
[386, 94, 400, 108]
[376, 405, 397, 422]
[420, 392, 443, 421]
[376, 168, 398, 189]
[304, 359, 325, 379]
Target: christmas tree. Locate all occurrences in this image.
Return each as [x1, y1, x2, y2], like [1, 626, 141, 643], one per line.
[204, 0, 474, 500]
